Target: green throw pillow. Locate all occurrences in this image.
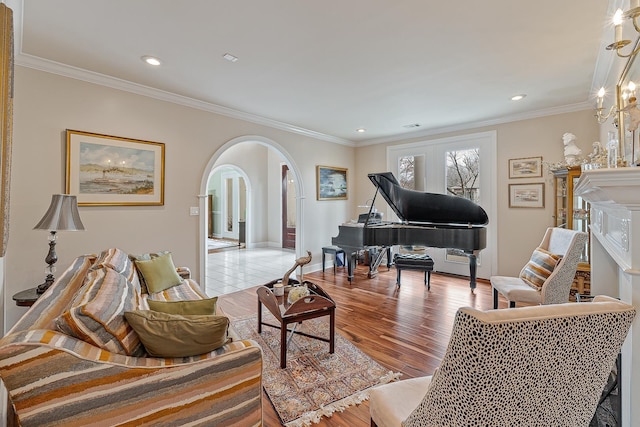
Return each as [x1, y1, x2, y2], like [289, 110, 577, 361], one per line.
[130, 251, 170, 294]
[148, 297, 218, 315]
[124, 310, 230, 358]
[134, 252, 183, 293]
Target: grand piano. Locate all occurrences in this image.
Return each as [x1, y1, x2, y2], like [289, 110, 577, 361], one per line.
[331, 172, 488, 289]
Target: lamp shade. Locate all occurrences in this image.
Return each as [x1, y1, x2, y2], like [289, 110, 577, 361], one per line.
[33, 194, 85, 231]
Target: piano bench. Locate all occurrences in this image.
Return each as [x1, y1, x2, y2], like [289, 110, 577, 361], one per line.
[394, 253, 434, 290]
[322, 246, 346, 274]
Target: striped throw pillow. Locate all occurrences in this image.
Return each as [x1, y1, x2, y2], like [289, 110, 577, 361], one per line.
[56, 267, 145, 356]
[520, 247, 561, 290]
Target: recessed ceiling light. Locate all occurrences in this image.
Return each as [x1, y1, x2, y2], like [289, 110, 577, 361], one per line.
[141, 55, 161, 66]
[511, 94, 526, 101]
[356, 128, 366, 133]
[223, 53, 239, 62]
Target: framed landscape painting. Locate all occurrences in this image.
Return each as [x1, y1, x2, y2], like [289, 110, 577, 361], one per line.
[509, 183, 544, 208]
[66, 130, 165, 206]
[316, 166, 348, 200]
[508, 156, 543, 178]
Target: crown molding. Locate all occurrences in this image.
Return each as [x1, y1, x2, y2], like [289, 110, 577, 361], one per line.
[5, 0, 601, 150]
[14, 54, 355, 147]
[355, 102, 592, 147]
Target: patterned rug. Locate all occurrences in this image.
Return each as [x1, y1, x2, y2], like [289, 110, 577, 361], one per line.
[232, 313, 400, 426]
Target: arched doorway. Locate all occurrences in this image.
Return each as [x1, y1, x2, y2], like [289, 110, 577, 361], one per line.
[198, 136, 305, 288]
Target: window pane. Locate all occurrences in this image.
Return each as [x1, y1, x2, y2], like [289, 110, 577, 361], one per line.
[446, 148, 479, 203]
[446, 148, 480, 262]
[399, 155, 425, 190]
[399, 155, 415, 189]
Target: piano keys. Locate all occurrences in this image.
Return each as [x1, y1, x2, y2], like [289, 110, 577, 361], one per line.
[331, 172, 488, 289]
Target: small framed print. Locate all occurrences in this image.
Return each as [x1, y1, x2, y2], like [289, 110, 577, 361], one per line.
[509, 183, 545, 208]
[316, 166, 348, 200]
[508, 156, 543, 179]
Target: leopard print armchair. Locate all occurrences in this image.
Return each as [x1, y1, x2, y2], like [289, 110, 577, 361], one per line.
[370, 295, 635, 427]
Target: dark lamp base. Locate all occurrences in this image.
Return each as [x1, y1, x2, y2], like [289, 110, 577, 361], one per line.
[37, 274, 55, 294]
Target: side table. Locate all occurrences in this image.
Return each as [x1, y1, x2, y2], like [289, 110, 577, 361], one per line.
[257, 278, 335, 368]
[13, 287, 40, 307]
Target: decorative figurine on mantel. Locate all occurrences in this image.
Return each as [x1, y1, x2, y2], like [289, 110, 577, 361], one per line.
[562, 132, 583, 166]
[587, 141, 607, 168]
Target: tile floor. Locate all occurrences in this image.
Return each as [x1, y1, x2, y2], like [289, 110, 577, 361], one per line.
[205, 247, 296, 297]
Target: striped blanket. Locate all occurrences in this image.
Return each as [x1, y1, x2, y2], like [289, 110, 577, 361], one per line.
[0, 251, 263, 426]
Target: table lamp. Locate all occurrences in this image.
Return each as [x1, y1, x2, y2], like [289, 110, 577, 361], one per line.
[33, 194, 85, 294]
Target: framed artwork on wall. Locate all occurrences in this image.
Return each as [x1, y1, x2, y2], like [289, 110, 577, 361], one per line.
[508, 156, 543, 178]
[65, 130, 165, 206]
[0, 4, 12, 256]
[316, 165, 348, 200]
[509, 183, 545, 208]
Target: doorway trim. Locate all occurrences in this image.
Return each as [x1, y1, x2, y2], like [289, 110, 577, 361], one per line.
[198, 135, 305, 286]
[211, 166, 248, 240]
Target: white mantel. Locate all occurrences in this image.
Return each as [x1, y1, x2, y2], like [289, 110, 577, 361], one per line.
[575, 167, 640, 427]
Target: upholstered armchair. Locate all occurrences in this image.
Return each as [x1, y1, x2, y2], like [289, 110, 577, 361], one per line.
[491, 227, 588, 309]
[369, 296, 635, 427]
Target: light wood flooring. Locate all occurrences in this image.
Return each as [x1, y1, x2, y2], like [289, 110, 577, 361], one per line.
[218, 263, 507, 427]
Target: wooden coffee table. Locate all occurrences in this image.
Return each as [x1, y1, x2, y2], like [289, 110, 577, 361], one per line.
[257, 279, 336, 368]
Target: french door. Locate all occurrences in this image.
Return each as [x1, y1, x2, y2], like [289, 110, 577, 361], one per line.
[387, 131, 496, 280]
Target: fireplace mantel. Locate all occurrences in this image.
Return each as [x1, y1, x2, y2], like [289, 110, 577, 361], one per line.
[575, 167, 640, 208]
[575, 167, 640, 426]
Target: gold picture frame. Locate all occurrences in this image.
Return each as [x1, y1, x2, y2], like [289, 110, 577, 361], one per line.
[66, 130, 165, 206]
[508, 156, 542, 179]
[0, 4, 13, 256]
[509, 183, 545, 208]
[316, 165, 348, 200]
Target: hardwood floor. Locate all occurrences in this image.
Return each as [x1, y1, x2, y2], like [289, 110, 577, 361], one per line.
[218, 263, 504, 427]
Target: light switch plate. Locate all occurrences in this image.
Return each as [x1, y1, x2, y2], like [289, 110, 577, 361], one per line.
[189, 207, 199, 216]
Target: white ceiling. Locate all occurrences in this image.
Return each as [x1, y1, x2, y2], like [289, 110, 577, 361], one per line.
[8, 0, 621, 145]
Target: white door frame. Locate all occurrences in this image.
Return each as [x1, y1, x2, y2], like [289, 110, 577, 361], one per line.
[220, 171, 240, 240]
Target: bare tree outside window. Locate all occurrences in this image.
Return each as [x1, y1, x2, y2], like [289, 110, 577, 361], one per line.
[446, 149, 479, 204]
[446, 148, 480, 261]
[399, 156, 415, 189]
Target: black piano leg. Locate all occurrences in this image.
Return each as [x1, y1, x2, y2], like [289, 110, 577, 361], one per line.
[386, 247, 393, 269]
[347, 252, 356, 282]
[468, 254, 477, 292]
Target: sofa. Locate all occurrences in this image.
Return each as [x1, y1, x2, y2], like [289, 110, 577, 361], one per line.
[0, 248, 263, 427]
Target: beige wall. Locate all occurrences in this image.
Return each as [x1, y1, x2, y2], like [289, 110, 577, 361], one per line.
[4, 66, 354, 330]
[2, 65, 599, 331]
[353, 110, 599, 278]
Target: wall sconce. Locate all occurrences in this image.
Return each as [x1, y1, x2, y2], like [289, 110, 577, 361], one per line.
[606, 6, 640, 57]
[595, 87, 617, 124]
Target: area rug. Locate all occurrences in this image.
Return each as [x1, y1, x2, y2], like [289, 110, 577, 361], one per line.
[231, 313, 400, 426]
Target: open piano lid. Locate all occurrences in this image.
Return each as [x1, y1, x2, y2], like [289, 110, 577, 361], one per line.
[368, 172, 489, 226]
